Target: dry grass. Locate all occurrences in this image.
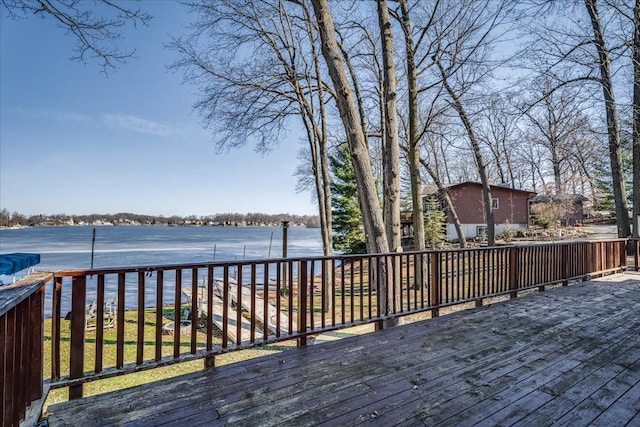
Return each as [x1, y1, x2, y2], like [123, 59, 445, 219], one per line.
[42, 308, 299, 411]
[42, 254, 519, 412]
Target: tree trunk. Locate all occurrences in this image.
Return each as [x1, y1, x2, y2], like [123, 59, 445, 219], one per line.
[585, 0, 631, 238]
[633, 0, 640, 238]
[399, 0, 426, 253]
[310, 0, 389, 255]
[304, 117, 332, 254]
[314, 48, 333, 256]
[436, 60, 495, 245]
[377, 0, 401, 326]
[336, 35, 377, 253]
[551, 145, 563, 195]
[311, 0, 392, 324]
[379, 0, 401, 252]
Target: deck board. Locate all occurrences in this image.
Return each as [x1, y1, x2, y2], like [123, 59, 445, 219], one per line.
[47, 272, 640, 426]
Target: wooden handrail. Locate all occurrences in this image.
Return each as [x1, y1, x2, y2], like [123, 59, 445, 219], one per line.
[1, 272, 51, 427]
[45, 239, 629, 400]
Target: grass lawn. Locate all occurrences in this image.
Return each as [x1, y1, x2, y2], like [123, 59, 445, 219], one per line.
[41, 256, 503, 413]
[42, 306, 298, 412]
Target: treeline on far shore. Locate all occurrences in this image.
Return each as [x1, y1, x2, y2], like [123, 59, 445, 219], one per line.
[0, 209, 321, 228]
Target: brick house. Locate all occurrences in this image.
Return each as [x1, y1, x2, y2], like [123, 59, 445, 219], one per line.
[422, 182, 537, 241]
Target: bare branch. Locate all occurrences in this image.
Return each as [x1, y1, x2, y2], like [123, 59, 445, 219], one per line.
[2, 0, 151, 73]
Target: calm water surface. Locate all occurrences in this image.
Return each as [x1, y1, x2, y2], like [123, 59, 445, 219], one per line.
[0, 225, 324, 270]
[0, 225, 324, 315]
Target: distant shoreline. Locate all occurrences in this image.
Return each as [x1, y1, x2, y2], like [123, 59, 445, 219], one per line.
[0, 222, 318, 230]
[0, 211, 321, 229]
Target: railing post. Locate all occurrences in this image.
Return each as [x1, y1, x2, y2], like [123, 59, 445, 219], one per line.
[204, 354, 216, 369]
[116, 272, 125, 369]
[137, 271, 145, 365]
[29, 285, 44, 404]
[69, 275, 86, 400]
[174, 269, 182, 357]
[509, 246, 519, 299]
[3, 297, 15, 426]
[156, 270, 164, 362]
[95, 274, 105, 374]
[431, 252, 441, 317]
[578, 242, 585, 281]
[190, 268, 198, 353]
[375, 256, 384, 331]
[297, 260, 308, 347]
[1, 275, 50, 425]
[635, 239, 639, 271]
[562, 244, 569, 286]
[586, 242, 595, 278]
[204, 267, 215, 369]
[51, 276, 62, 380]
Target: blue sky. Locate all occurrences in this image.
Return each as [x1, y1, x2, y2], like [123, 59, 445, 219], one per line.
[0, 1, 316, 217]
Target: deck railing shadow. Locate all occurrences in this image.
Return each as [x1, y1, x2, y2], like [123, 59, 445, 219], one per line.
[1, 238, 637, 426]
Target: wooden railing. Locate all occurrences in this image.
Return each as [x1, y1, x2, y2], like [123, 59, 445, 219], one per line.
[632, 238, 640, 271]
[0, 273, 51, 427]
[43, 238, 629, 400]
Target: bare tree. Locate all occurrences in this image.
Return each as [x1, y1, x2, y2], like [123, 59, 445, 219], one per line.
[171, 0, 335, 256]
[524, 0, 631, 237]
[327, 7, 384, 253]
[634, 0, 640, 238]
[397, 0, 514, 247]
[521, 82, 593, 195]
[394, 0, 426, 252]
[584, 0, 630, 237]
[1, 0, 151, 73]
[476, 94, 522, 187]
[310, 0, 393, 326]
[567, 131, 602, 204]
[310, 0, 388, 254]
[399, 110, 469, 247]
[378, 0, 401, 252]
[436, 59, 496, 245]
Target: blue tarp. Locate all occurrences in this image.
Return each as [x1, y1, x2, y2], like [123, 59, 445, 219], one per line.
[0, 253, 40, 275]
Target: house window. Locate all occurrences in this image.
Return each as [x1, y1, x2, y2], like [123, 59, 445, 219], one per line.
[492, 198, 499, 209]
[476, 226, 488, 238]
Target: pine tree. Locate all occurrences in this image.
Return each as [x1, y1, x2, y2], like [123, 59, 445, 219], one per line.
[593, 133, 633, 213]
[424, 197, 446, 249]
[330, 143, 367, 254]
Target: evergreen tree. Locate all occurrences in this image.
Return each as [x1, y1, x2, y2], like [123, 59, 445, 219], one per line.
[330, 143, 367, 254]
[593, 132, 633, 213]
[424, 197, 446, 249]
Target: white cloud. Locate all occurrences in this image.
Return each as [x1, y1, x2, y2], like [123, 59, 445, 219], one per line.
[9, 108, 188, 138]
[12, 107, 92, 123]
[100, 113, 179, 136]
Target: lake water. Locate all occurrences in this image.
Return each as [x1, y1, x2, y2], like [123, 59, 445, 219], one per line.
[0, 225, 324, 315]
[0, 225, 324, 271]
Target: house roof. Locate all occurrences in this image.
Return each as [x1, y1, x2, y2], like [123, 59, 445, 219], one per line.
[529, 194, 589, 203]
[422, 181, 536, 197]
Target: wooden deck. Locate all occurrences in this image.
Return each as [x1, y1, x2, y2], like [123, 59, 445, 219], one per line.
[47, 272, 640, 426]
